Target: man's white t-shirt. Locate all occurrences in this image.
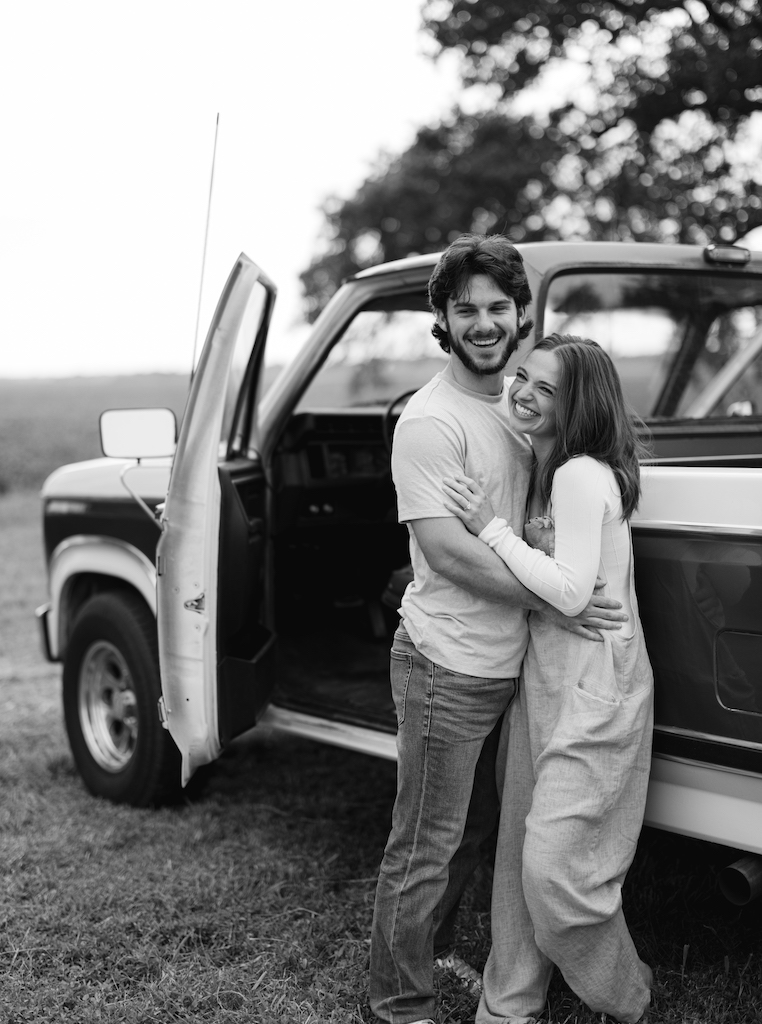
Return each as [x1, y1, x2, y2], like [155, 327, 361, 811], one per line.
[392, 362, 533, 678]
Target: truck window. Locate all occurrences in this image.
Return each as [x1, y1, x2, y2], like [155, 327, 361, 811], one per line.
[544, 270, 762, 422]
[674, 305, 762, 419]
[218, 278, 271, 458]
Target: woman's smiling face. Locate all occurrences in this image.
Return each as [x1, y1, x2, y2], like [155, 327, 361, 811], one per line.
[508, 347, 561, 441]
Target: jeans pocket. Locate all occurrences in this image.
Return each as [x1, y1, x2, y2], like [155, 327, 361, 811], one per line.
[390, 648, 413, 726]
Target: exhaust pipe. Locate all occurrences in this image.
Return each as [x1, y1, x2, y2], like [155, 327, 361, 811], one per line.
[718, 855, 762, 905]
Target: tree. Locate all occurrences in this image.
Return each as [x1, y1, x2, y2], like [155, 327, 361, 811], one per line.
[300, 112, 565, 319]
[301, 0, 762, 318]
[424, 1, 762, 234]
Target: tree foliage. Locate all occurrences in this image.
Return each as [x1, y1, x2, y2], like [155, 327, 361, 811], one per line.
[300, 114, 562, 320]
[301, 0, 762, 319]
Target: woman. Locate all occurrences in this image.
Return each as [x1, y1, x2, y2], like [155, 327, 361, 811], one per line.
[443, 333, 654, 1024]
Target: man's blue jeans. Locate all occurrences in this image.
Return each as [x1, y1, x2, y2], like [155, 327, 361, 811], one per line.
[370, 625, 518, 1023]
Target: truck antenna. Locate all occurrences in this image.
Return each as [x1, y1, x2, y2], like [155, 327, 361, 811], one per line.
[190, 112, 220, 382]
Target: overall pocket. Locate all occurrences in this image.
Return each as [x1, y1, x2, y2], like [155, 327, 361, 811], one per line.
[574, 628, 651, 705]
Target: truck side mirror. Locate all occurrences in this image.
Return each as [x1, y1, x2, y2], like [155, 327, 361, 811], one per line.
[99, 408, 177, 459]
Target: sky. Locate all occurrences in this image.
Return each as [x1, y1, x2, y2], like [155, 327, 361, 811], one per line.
[0, 1, 463, 378]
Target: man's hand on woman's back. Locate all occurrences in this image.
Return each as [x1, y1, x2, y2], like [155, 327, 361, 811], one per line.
[541, 587, 628, 642]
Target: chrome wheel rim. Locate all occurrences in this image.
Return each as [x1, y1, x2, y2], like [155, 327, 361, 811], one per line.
[78, 640, 138, 772]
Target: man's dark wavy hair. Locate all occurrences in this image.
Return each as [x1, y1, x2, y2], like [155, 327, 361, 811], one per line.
[428, 233, 534, 352]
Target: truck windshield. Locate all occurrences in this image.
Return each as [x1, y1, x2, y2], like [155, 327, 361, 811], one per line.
[296, 307, 447, 411]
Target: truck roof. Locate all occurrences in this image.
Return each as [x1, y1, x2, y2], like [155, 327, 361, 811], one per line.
[349, 240, 762, 284]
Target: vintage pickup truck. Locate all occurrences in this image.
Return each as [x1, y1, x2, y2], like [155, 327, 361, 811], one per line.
[38, 240, 762, 891]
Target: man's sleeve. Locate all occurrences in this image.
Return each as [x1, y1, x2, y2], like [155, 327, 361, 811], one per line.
[391, 414, 464, 523]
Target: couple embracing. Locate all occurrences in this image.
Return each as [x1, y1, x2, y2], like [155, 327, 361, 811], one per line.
[369, 234, 654, 1024]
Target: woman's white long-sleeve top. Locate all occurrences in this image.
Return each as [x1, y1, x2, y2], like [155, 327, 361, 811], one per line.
[479, 455, 633, 620]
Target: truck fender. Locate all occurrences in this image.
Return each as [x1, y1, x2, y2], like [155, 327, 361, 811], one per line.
[46, 535, 157, 659]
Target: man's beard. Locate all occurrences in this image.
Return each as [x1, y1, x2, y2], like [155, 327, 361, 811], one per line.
[446, 320, 521, 376]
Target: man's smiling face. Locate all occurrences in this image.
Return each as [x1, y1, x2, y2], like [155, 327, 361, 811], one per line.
[436, 274, 524, 392]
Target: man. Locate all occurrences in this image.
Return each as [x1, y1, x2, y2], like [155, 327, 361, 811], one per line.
[369, 234, 626, 1024]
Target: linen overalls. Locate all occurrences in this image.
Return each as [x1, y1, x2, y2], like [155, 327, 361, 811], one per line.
[478, 527, 654, 1024]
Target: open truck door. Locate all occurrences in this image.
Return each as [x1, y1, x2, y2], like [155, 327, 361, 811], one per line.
[157, 255, 277, 786]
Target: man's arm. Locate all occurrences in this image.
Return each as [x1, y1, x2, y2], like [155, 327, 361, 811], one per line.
[541, 585, 627, 642]
[411, 516, 543, 609]
[411, 517, 627, 639]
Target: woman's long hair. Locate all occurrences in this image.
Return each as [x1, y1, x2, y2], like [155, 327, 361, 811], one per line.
[531, 334, 652, 520]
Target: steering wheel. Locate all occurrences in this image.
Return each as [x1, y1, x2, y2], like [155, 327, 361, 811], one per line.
[382, 389, 418, 453]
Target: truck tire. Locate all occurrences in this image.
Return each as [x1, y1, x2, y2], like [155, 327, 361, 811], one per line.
[62, 591, 181, 806]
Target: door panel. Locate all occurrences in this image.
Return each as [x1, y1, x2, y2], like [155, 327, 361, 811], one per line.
[633, 467, 762, 774]
[216, 462, 276, 747]
[156, 255, 277, 785]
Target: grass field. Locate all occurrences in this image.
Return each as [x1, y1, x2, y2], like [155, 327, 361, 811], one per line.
[2, 378, 762, 1023]
[0, 374, 192, 493]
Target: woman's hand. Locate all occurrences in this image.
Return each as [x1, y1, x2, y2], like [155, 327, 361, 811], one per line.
[442, 473, 496, 535]
[524, 516, 555, 556]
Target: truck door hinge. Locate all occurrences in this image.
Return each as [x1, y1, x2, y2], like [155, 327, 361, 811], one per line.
[157, 696, 170, 729]
[183, 592, 205, 614]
